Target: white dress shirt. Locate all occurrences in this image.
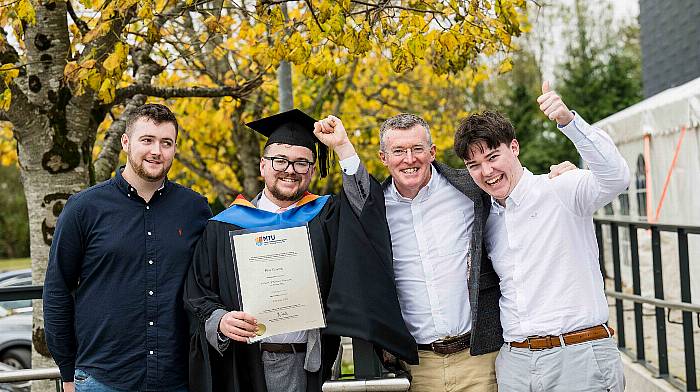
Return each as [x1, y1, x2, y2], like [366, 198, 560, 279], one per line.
[385, 165, 474, 344]
[484, 114, 631, 342]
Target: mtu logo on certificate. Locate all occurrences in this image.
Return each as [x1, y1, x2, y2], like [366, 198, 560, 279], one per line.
[255, 234, 285, 246]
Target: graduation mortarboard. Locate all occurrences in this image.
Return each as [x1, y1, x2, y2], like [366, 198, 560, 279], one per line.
[246, 109, 329, 178]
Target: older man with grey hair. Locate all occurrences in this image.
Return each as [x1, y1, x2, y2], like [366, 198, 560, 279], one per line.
[375, 113, 502, 391]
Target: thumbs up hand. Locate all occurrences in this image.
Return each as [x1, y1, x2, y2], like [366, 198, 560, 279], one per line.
[537, 81, 574, 126]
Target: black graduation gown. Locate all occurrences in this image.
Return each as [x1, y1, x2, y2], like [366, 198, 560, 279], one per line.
[184, 178, 417, 392]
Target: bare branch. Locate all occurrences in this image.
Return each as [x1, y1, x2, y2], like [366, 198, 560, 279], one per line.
[0, 31, 21, 65]
[0, 31, 37, 131]
[349, 0, 443, 15]
[304, 0, 325, 32]
[114, 76, 264, 103]
[177, 153, 240, 200]
[79, 5, 136, 63]
[67, 0, 90, 35]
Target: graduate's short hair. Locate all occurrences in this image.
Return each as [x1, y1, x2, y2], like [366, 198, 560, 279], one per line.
[379, 113, 432, 151]
[262, 143, 317, 162]
[453, 111, 515, 161]
[125, 104, 179, 138]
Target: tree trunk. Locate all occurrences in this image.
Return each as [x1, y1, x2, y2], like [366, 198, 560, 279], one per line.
[277, 3, 293, 112]
[15, 105, 93, 391]
[277, 61, 293, 112]
[9, 4, 95, 390]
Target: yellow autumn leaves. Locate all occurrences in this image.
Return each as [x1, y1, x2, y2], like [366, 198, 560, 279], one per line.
[0, 0, 530, 200]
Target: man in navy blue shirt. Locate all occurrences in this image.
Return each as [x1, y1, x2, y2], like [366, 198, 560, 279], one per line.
[44, 104, 212, 392]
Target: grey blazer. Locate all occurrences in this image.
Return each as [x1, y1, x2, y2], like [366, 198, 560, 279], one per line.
[380, 161, 503, 355]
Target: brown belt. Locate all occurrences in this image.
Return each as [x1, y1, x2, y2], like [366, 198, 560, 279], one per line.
[260, 343, 307, 354]
[509, 325, 614, 350]
[417, 333, 471, 355]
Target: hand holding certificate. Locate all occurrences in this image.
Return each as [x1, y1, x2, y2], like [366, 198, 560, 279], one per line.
[230, 224, 326, 342]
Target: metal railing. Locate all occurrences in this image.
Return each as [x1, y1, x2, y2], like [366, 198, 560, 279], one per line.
[0, 286, 406, 391]
[595, 217, 700, 391]
[0, 367, 62, 391]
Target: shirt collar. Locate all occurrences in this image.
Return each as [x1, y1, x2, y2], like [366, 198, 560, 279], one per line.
[114, 166, 169, 198]
[489, 167, 532, 208]
[258, 190, 298, 213]
[389, 164, 439, 203]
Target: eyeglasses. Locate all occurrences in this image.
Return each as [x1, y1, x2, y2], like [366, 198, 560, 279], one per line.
[263, 156, 314, 174]
[385, 145, 428, 157]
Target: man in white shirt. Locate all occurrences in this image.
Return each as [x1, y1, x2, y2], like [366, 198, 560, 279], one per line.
[375, 113, 502, 392]
[453, 82, 630, 392]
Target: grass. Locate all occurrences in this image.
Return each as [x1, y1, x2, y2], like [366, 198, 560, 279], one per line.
[0, 257, 31, 272]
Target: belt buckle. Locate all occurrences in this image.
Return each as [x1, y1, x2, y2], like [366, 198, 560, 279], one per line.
[430, 339, 444, 353]
[526, 337, 543, 351]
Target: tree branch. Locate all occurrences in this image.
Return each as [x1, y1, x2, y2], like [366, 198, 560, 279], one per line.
[114, 76, 264, 103]
[67, 0, 90, 36]
[177, 153, 240, 203]
[0, 34, 37, 133]
[304, 0, 325, 32]
[79, 4, 136, 64]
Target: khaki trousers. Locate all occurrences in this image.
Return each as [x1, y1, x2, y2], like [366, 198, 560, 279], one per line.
[409, 349, 498, 392]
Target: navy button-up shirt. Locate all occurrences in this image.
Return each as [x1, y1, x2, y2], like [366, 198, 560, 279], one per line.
[44, 168, 211, 391]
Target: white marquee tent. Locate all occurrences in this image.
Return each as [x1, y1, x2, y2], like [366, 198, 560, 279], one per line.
[594, 76, 700, 304]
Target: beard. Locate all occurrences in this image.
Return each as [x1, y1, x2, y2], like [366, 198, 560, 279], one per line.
[127, 152, 171, 182]
[268, 174, 307, 202]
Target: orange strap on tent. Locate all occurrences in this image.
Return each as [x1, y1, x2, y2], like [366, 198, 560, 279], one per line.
[643, 134, 653, 223]
[653, 126, 687, 222]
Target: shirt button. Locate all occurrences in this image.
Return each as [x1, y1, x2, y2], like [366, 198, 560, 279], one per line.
[146, 206, 150, 210]
[148, 260, 154, 265]
[148, 290, 154, 295]
[149, 350, 154, 355]
[149, 321, 154, 326]
[147, 231, 152, 236]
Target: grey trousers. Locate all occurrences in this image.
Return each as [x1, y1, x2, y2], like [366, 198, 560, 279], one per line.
[495, 337, 625, 392]
[262, 351, 307, 392]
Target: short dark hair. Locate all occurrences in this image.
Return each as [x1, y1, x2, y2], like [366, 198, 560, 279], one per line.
[262, 143, 316, 162]
[125, 104, 179, 137]
[453, 111, 515, 160]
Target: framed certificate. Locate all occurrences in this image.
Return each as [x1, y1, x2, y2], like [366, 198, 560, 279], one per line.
[229, 224, 326, 342]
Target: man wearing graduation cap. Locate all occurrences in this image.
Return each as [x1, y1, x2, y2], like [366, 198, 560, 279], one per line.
[184, 109, 417, 392]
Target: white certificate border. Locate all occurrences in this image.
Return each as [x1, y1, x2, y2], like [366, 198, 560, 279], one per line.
[228, 222, 326, 341]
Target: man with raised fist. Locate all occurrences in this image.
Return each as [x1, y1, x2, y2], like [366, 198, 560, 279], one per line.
[453, 82, 629, 392]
